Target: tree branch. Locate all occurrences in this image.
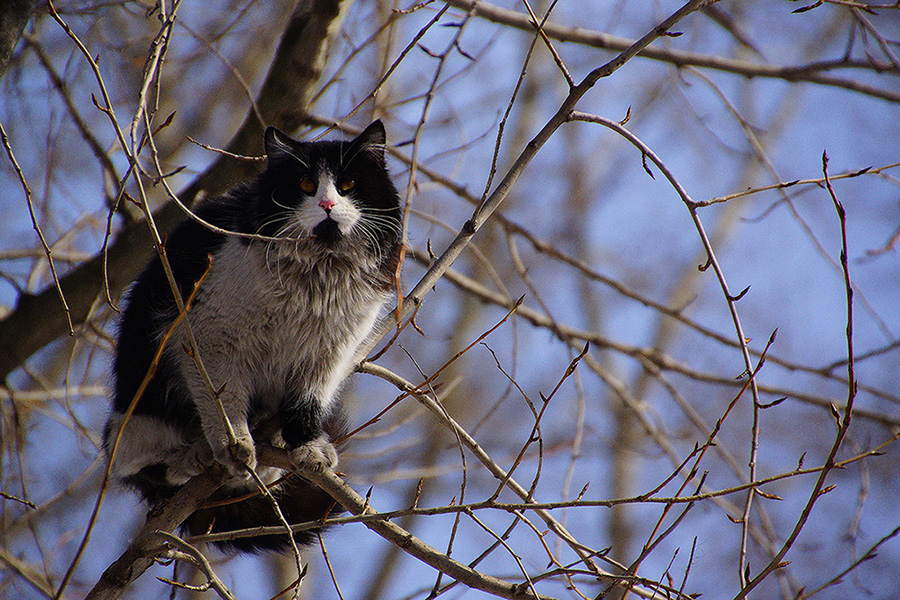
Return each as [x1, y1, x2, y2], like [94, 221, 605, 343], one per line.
[84, 469, 226, 600]
[257, 446, 562, 600]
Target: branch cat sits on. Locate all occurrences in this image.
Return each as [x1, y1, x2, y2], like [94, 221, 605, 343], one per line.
[104, 121, 402, 552]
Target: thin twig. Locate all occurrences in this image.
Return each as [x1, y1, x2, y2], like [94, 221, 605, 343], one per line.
[0, 120, 73, 335]
[566, 110, 767, 585]
[733, 151, 858, 599]
[154, 531, 238, 600]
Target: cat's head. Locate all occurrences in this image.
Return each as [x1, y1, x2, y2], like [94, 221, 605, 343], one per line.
[254, 121, 402, 262]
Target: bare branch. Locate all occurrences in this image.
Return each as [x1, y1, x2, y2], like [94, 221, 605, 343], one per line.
[258, 446, 562, 600]
[84, 470, 227, 600]
[446, 0, 900, 102]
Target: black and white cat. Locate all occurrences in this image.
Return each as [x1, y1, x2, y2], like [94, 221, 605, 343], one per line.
[104, 121, 402, 551]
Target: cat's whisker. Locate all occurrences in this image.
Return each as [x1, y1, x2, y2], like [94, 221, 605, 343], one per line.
[275, 145, 309, 169]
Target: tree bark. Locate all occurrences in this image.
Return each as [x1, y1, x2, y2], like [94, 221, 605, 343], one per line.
[83, 471, 226, 600]
[0, 0, 38, 78]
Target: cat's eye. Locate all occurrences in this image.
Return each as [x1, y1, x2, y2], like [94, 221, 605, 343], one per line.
[300, 179, 316, 194]
[338, 179, 355, 194]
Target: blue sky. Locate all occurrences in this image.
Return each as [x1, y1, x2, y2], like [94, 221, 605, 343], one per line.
[2, 1, 900, 599]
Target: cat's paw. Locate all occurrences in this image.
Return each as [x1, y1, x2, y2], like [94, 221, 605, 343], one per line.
[289, 435, 338, 472]
[211, 434, 257, 478]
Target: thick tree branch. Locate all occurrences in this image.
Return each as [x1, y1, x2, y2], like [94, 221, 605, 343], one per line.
[258, 447, 562, 600]
[84, 470, 226, 600]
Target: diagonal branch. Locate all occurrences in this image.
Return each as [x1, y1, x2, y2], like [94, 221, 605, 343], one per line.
[357, 0, 717, 358]
[84, 470, 227, 600]
[257, 446, 561, 600]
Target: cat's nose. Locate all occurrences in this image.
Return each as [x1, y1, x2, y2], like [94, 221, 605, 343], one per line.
[319, 197, 336, 212]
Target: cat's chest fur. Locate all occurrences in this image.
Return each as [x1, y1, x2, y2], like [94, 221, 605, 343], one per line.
[171, 237, 386, 416]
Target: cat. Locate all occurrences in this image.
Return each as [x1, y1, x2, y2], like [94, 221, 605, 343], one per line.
[103, 120, 402, 552]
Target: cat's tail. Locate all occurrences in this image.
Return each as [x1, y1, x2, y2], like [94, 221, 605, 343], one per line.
[185, 472, 340, 552]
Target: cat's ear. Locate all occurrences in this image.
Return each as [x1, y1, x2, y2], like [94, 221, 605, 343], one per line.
[264, 126, 296, 160]
[352, 120, 387, 163]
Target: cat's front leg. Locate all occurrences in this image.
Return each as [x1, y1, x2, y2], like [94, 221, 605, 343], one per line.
[221, 427, 257, 476]
[212, 417, 257, 478]
[175, 336, 259, 478]
[279, 394, 337, 471]
[279, 394, 324, 448]
[192, 386, 258, 478]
